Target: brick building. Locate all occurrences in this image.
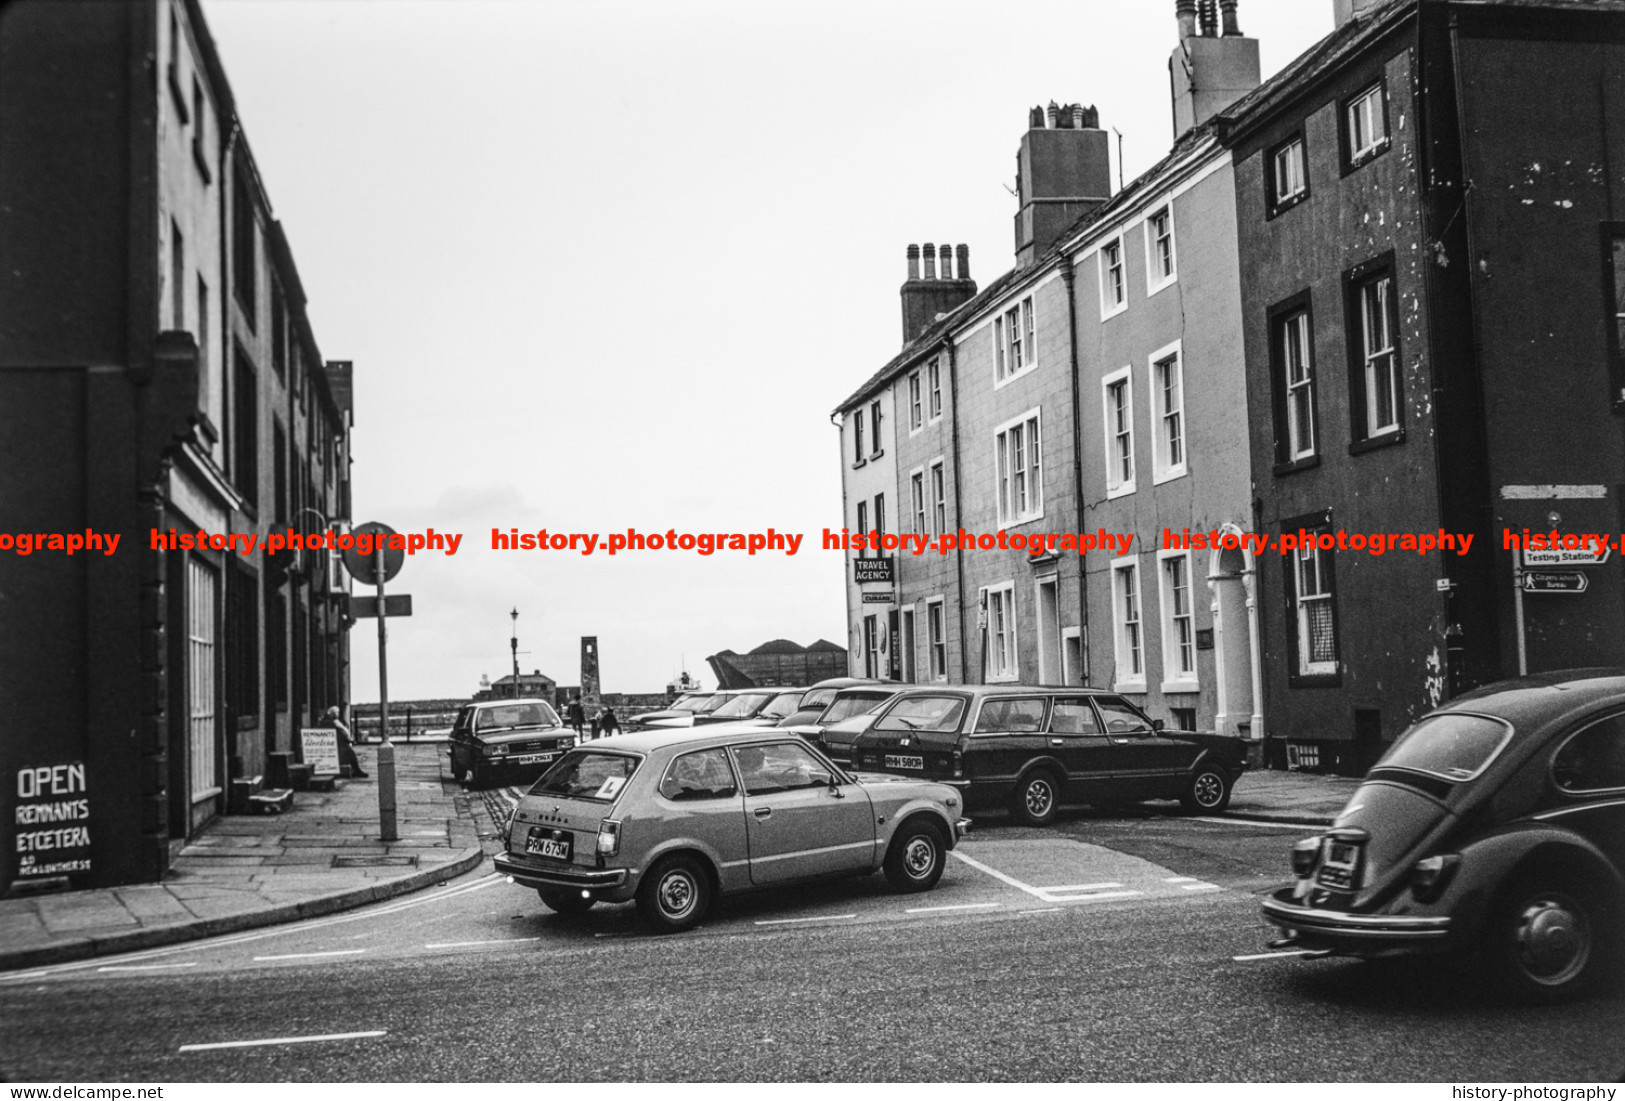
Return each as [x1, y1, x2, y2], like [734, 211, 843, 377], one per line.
[0, 0, 353, 892]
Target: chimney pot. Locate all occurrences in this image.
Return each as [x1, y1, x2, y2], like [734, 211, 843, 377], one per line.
[1198, 0, 1219, 37]
[1071, 104, 1085, 129]
[1175, 0, 1197, 39]
[922, 243, 937, 281]
[956, 244, 970, 282]
[906, 244, 920, 281]
[1046, 101, 1060, 128]
[1029, 105, 1045, 129]
[1220, 0, 1241, 35]
[936, 244, 952, 281]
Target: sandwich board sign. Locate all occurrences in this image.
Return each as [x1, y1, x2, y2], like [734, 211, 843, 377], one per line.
[300, 727, 341, 777]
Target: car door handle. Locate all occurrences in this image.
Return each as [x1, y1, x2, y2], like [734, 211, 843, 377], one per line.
[1050, 738, 1065, 746]
[753, 806, 772, 820]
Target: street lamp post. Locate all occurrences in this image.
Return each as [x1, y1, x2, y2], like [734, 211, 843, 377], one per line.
[510, 608, 520, 697]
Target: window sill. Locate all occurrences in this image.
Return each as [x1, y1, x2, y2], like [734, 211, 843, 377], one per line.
[1151, 466, 1188, 487]
[167, 66, 190, 124]
[1266, 191, 1308, 221]
[1273, 454, 1321, 477]
[1161, 679, 1200, 695]
[869, 449, 884, 461]
[993, 365, 1038, 391]
[1289, 669, 1342, 689]
[851, 458, 867, 470]
[1100, 301, 1128, 322]
[1112, 680, 1148, 695]
[1146, 275, 1177, 299]
[192, 141, 212, 185]
[999, 511, 1045, 531]
[1105, 483, 1137, 501]
[1341, 140, 1390, 177]
[1348, 429, 1404, 456]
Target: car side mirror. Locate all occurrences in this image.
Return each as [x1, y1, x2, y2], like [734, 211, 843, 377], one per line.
[1151, 719, 1165, 733]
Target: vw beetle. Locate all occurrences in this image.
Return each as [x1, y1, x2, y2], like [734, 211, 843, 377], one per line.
[1262, 669, 1625, 1002]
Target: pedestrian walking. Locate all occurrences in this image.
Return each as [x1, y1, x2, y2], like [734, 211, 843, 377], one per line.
[598, 707, 621, 738]
[325, 705, 368, 778]
[567, 696, 586, 739]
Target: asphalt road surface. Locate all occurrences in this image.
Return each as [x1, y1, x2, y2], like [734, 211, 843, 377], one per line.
[3, 804, 1621, 1082]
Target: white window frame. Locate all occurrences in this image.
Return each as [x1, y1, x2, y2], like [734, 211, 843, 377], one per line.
[1157, 548, 1199, 693]
[929, 459, 947, 537]
[1144, 204, 1177, 295]
[868, 400, 884, 457]
[1109, 558, 1146, 694]
[1273, 137, 1307, 206]
[900, 604, 917, 684]
[907, 371, 923, 434]
[993, 294, 1037, 386]
[1148, 341, 1187, 484]
[855, 499, 867, 559]
[188, 557, 221, 802]
[1358, 273, 1400, 438]
[981, 581, 1018, 683]
[852, 411, 865, 464]
[993, 407, 1043, 528]
[1101, 367, 1136, 499]
[910, 468, 927, 536]
[926, 597, 948, 682]
[1346, 82, 1388, 164]
[1098, 236, 1127, 320]
[1294, 538, 1338, 676]
[927, 358, 943, 423]
[1281, 309, 1315, 459]
[1061, 625, 1083, 687]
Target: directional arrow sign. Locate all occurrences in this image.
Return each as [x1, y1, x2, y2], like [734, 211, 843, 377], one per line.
[1523, 546, 1610, 567]
[1522, 570, 1589, 594]
[351, 594, 413, 618]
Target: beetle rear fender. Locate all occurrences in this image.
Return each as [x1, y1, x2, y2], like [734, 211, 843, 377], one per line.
[1446, 826, 1625, 940]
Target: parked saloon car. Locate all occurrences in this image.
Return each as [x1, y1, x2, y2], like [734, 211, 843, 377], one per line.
[493, 729, 970, 931]
[447, 699, 576, 788]
[686, 688, 800, 727]
[850, 686, 1247, 826]
[786, 684, 904, 763]
[1262, 669, 1625, 1002]
[776, 677, 889, 728]
[621, 692, 718, 731]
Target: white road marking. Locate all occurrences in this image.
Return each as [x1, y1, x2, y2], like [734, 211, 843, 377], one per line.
[1050, 890, 1142, 903]
[1190, 816, 1319, 831]
[754, 914, 856, 926]
[1164, 876, 1198, 883]
[949, 850, 1049, 899]
[904, 902, 1001, 914]
[1233, 949, 1318, 961]
[179, 1030, 386, 1052]
[97, 962, 198, 972]
[423, 937, 541, 949]
[253, 949, 367, 962]
[1019, 908, 1062, 915]
[1181, 883, 1221, 891]
[1039, 882, 1123, 892]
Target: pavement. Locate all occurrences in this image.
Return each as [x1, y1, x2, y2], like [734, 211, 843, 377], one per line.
[0, 748, 1357, 973]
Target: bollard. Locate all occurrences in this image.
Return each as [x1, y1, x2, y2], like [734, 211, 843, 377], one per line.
[377, 738, 398, 841]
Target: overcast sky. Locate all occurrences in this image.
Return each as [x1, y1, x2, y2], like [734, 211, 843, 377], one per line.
[200, 0, 1334, 703]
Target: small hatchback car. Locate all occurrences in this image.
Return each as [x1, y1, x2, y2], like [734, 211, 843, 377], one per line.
[1262, 669, 1625, 1002]
[493, 729, 969, 931]
[850, 686, 1247, 825]
[447, 699, 576, 789]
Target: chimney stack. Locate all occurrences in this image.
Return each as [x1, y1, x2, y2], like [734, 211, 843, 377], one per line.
[1333, 0, 1385, 26]
[1170, 0, 1261, 139]
[899, 243, 977, 345]
[1013, 102, 1111, 268]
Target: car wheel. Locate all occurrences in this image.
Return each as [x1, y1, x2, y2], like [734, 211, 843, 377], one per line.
[536, 887, 596, 915]
[1486, 875, 1601, 1003]
[1179, 765, 1232, 814]
[637, 854, 711, 933]
[467, 762, 484, 790]
[450, 754, 467, 783]
[1010, 771, 1061, 827]
[883, 819, 946, 892]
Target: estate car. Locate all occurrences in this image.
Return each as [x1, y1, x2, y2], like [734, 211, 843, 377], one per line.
[447, 699, 576, 789]
[1262, 669, 1625, 1002]
[493, 728, 970, 931]
[849, 686, 1247, 825]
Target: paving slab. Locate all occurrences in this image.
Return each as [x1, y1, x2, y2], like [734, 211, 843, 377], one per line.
[0, 742, 485, 971]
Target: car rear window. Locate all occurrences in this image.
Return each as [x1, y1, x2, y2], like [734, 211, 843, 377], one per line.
[1380, 713, 1513, 781]
[821, 691, 892, 725]
[875, 696, 966, 734]
[476, 702, 560, 731]
[529, 750, 640, 802]
[695, 694, 736, 714]
[759, 692, 802, 721]
[711, 692, 775, 718]
[975, 697, 1047, 733]
[800, 688, 839, 711]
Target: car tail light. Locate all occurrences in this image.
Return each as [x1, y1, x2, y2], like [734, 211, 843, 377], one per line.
[1290, 836, 1322, 877]
[597, 819, 622, 857]
[1409, 854, 1460, 903]
[952, 748, 964, 780]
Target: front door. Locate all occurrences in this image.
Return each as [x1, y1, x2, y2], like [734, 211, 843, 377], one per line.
[733, 742, 874, 885]
[1093, 694, 1197, 799]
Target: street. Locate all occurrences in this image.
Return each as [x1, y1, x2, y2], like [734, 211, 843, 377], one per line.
[3, 791, 1620, 1082]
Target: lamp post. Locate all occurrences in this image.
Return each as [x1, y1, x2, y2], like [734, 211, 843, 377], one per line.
[510, 608, 521, 697]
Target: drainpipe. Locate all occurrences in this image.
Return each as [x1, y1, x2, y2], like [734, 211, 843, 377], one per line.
[946, 337, 970, 684]
[1060, 258, 1090, 684]
[831, 409, 856, 676]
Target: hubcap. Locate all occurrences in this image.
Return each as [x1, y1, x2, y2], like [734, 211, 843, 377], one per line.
[1025, 779, 1054, 818]
[1514, 895, 1590, 985]
[903, 837, 936, 879]
[1194, 773, 1223, 807]
[659, 872, 696, 918]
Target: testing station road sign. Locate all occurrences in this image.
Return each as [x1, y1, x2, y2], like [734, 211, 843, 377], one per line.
[1522, 547, 1610, 568]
